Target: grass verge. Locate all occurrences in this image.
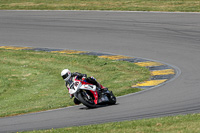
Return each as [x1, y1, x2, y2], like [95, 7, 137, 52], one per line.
[0, 49, 150, 117]
[0, 0, 200, 12]
[24, 114, 200, 133]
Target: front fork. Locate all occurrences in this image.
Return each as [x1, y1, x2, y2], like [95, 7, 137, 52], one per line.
[75, 90, 99, 105]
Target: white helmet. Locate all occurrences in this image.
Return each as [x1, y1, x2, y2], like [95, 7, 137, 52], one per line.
[61, 69, 71, 82]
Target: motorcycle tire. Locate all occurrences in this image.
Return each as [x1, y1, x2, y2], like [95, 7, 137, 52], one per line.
[77, 92, 97, 108]
[108, 91, 116, 105]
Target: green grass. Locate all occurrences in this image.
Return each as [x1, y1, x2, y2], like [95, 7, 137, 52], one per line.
[24, 114, 200, 133]
[0, 0, 200, 12]
[0, 49, 150, 117]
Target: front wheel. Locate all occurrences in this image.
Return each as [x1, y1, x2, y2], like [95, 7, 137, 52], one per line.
[77, 91, 97, 108]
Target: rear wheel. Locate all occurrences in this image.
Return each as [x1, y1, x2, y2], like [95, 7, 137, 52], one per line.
[107, 91, 116, 105]
[77, 91, 97, 108]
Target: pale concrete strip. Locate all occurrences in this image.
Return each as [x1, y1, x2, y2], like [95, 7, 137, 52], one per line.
[3, 10, 200, 14]
[134, 61, 164, 67]
[99, 55, 132, 60]
[51, 50, 86, 54]
[0, 46, 31, 50]
[132, 79, 167, 88]
[151, 69, 175, 76]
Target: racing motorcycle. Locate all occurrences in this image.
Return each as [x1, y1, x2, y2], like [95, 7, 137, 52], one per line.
[68, 78, 116, 108]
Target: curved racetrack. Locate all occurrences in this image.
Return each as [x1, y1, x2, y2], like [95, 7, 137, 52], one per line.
[0, 11, 200, 132]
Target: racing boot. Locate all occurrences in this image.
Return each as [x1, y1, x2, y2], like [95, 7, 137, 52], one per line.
[70, 94, 74, 99]
[98, 83, 108, 91]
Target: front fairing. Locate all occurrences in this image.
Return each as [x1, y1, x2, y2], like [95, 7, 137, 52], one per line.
[68, 81, 81, 95]
[69, 79, 99, 104]
[80, 84, 96, 91]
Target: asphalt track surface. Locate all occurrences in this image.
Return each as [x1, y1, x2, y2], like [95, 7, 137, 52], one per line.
[0, 11, 200, 132]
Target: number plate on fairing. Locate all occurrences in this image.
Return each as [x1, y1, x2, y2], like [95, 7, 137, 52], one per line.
[80, 85, 96, 91]
[69, 81, 81, 94]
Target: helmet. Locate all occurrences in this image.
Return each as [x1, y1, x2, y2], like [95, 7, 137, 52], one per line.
[61, 69, 71, 82]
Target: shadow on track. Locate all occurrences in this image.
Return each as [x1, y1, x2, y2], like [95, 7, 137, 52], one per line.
[79, 103, 119, 110]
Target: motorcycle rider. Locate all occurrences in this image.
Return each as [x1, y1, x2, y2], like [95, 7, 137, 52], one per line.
[61, 69, 107, 105]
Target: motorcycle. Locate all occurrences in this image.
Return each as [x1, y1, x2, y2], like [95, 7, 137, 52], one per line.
[68, 78, 116, 108]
